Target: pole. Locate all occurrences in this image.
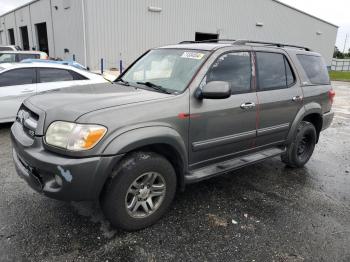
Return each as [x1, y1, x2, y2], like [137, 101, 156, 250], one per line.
[81, 0, 88, 67]
[343, 34, 348, 54]
[101, 58, 104, 74]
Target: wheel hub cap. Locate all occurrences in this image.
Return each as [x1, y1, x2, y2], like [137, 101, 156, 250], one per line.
[125, 172, 166, 218]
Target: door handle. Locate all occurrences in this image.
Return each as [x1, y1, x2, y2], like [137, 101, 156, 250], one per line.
[292, 96, 303, 102]
[240, 102, 256, 110]
[21, 89, 35, 93]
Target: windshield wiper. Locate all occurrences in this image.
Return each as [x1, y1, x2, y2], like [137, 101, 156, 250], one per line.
[136, 81, 172, 94]
[115, 78, 130, 86]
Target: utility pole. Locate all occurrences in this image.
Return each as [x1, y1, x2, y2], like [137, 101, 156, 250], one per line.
[343, 34, 348, 53]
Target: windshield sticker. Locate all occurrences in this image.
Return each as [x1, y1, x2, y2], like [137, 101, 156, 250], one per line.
[181, 52, 205, 60]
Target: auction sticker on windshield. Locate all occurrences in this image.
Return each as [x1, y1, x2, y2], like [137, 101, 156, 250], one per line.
[181, 52, 205, 60]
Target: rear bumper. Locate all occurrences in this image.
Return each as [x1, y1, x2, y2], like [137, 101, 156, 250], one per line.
[11, 122, 124, 201]
[322, 111, 334, 131]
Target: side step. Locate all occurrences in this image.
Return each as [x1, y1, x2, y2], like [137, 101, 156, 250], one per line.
[185, 147, 285, 184]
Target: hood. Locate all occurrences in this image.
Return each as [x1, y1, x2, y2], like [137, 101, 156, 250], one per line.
[26, 83, 170, 122]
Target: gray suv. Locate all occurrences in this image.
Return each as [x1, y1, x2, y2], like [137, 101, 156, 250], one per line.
[11, 40, 335, 231]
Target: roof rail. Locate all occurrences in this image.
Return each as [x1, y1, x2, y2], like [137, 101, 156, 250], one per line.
[179, 39, 236, 44]
[233, 40, 312, 51]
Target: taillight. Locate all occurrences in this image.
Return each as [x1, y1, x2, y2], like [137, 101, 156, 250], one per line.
[328, 89, 335, 105]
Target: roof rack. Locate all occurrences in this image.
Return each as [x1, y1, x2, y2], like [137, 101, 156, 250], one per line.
[233, 40, 312, 51]
[179, 39, 236, 44]
[178, 39, 311, 51]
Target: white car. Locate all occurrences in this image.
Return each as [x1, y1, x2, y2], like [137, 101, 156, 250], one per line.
[0, 63, 108, 123]
[0, 51, 48, 63]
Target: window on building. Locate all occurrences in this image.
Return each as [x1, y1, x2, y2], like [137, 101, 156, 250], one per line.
[205, 52, 252, 94]
[297, 55, 330, 85]
[256, 52, 295, 90]
[0, 68, 35, 87]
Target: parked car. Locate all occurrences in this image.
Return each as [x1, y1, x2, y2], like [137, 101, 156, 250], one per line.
[0, 62, 108, 123]
[11, 40, 334, 231]
[21, 59, 87, 70]
[0, 51, 48, 63]
[0, 45, 22, 51]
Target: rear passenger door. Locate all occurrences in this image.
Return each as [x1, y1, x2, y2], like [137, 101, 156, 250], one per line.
[254, 50, 303, 147]
[36, 67, 88, 93]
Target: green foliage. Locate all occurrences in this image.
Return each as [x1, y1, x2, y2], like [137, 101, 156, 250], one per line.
[329, 71, 350, 81]
[333, 46, 350, 59]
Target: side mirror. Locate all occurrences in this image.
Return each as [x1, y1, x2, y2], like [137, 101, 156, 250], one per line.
[197, 81, 231, 99]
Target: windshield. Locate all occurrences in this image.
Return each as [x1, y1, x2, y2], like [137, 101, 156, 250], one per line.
[121, 49, 209, 93]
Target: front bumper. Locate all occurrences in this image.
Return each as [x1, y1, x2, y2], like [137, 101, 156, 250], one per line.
[322, 111, 334, 131]
[11, 121, 124, 201]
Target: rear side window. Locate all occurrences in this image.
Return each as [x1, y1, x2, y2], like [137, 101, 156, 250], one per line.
[0, 68, 35, 87]
[17, 53, 40, 61]
[256, 52, 295, 91]
[297, 55, 330, 85]
[38, 68, 74, 83]
[70, 70, 88, 80]
[206, 52, 252, 94]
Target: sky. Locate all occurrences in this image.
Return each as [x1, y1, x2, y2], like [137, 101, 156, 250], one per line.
[0, 0, 349, 52]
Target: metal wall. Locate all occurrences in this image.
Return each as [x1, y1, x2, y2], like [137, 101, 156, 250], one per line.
[51, 0, 85, 63]
[0, 0, 84, 60]
[0, 0, 338, 69]
[83, 0, 338, 69]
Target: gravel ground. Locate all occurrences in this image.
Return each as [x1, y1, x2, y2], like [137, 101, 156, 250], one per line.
[0, 82, 349, 262]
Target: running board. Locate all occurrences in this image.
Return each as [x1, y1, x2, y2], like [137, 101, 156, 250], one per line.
[185, 147, 286, 184]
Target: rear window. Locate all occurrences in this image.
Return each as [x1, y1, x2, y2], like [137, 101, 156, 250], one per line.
[0, 53, 16, 63]
[297, 55, 330, 85]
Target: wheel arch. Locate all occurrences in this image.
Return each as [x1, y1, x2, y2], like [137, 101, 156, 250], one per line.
[103, 126, 188, 190]
[287, 103, 323, 144]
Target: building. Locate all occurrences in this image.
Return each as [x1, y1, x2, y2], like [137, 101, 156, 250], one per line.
[0, 0, 338, 70]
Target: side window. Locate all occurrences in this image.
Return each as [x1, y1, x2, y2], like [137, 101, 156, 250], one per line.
[70, 70, 88, 80]
[256, 52, 295, 91]
[205, 52, 252, 94]
[297, 55, 330, 85]
[0, 68, 35, 87]
[38, 68, 74, 83]
[285, 58, 295, 86]
[17, 53, 40, 62]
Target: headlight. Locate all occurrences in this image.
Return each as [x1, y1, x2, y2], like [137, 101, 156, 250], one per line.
[45, 121, 107, 151]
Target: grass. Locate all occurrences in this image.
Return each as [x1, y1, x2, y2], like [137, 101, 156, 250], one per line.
[329, 71, 350, 82]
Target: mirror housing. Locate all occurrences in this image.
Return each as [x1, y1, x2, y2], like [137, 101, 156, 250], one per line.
[197, 81, 231, 99]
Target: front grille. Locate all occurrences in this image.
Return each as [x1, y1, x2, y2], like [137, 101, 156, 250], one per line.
[16, 105, 39, 137]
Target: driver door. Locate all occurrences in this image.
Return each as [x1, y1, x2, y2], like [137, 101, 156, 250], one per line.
[189, 51, 258, 169]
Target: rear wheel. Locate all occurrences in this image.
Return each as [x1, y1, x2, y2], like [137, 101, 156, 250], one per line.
[101, 151, 177, 231]
[281, 121, 317, 168]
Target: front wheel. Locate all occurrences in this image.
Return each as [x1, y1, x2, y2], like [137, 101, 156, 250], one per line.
[281, 121, 317, 168]
[101, 151, 177, 231]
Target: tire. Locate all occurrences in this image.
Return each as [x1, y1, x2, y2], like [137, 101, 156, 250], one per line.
[281, 121, 317, 168]
[101, 151, 177, 231]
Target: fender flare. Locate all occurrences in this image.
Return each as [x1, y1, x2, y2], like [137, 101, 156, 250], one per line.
[286, 103, 322, 144]
[103, 126, 188, 187]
